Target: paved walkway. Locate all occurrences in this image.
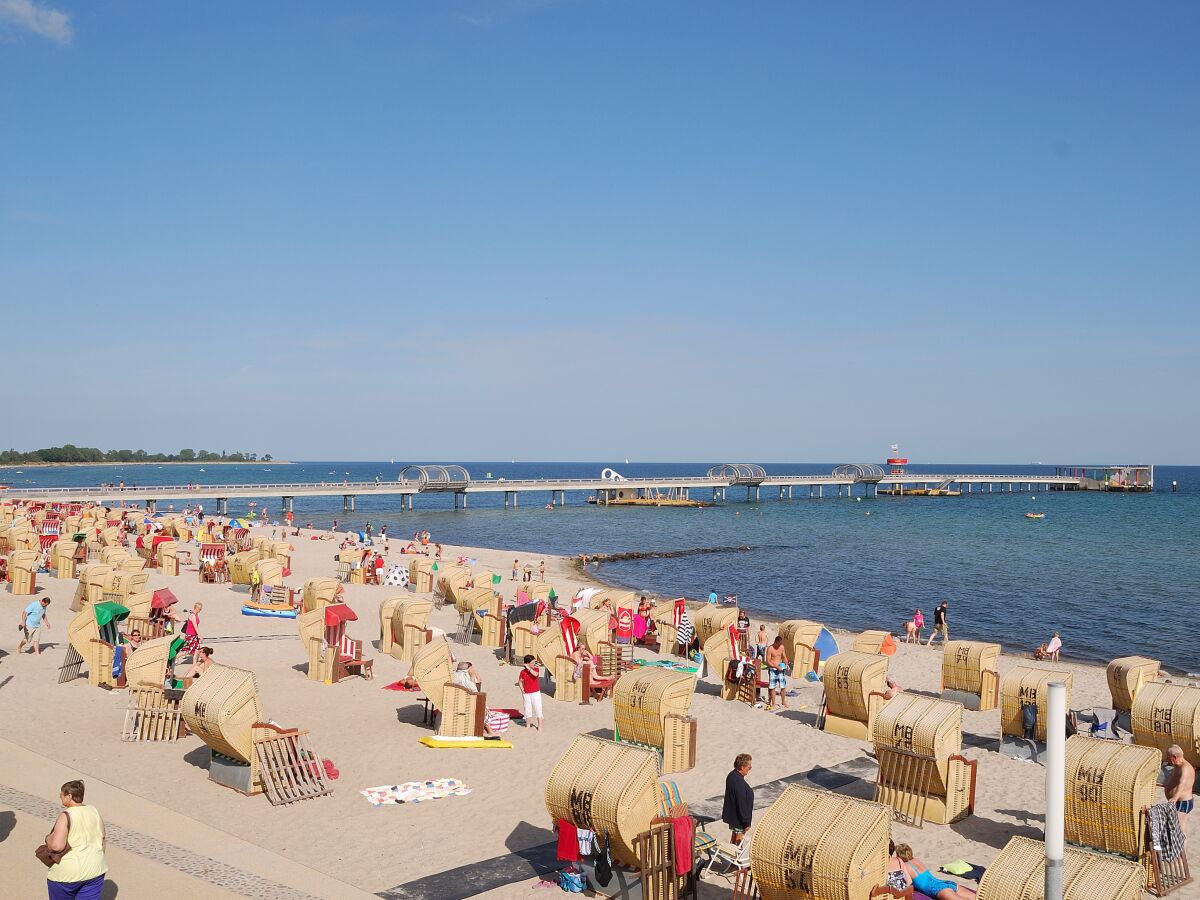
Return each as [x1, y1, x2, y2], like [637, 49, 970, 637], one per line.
[0, 736, 378, 900]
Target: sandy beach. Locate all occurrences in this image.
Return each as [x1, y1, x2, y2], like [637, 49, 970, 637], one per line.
[2, 522, 1198, 899]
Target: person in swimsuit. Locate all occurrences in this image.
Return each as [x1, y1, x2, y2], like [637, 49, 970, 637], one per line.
[764, 637, 789, 709]
[754, 624, 769, 660]
[895, 844, 976, 899]
[1165, 745, 1195, 835]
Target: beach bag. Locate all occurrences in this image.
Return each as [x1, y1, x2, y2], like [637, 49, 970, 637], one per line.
[35, 840, 69, 868]
[559, 866, 586, 892]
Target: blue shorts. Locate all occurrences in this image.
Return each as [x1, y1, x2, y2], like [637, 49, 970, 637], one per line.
[769, 668, 787, 690]
[1176, 799, 1194, 815]
[47, 875, 106, 900]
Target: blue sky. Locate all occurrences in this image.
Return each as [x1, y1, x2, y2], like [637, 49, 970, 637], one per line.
[2, 2, 1197, 463]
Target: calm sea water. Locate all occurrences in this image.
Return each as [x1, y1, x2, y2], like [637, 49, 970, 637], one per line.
[6, 460, 1197, 672]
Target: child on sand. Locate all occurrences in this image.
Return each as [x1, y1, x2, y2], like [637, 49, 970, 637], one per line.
[517, 655, 543, 732]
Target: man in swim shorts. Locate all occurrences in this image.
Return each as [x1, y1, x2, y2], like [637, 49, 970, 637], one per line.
[764, 637, 789, 708]
[1165, 744, 1195, 835]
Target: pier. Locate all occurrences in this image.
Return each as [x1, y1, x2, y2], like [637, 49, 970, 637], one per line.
[4, 462, 1153, 514]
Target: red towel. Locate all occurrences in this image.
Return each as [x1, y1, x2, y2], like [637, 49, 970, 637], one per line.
[671, 816, 693, 876]
[556, 820, 579, 862]
[382, 680, 420, 692]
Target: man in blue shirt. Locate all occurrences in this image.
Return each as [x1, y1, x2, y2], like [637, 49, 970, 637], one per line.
[17, 597, 51, 655]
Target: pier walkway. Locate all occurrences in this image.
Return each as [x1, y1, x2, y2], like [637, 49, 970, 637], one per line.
[4, 461, 1149, 514]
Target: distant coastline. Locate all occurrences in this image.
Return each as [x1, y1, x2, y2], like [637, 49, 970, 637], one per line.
[0, 460, 291, 470]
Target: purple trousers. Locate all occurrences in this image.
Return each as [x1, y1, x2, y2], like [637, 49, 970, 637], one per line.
[47, 875, 105, 900]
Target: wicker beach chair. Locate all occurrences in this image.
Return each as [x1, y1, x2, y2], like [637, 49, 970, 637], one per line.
[410, 639, 488, 738]
[181, 664, 332, 805]
[1000, 666, 1073, 762]
[121, 635, 187, 742]
[942, 640, 1001, 711]
[614, 667, 697, 773]
[1108, 656, 1161, 730]
[387, 597, 432, 662]
[545, 735, 661, 868]
[976, 836, 1143, 900]
[298, 600, 368, 683]
[750, 785, 891, 900]
[777, 620, 826, 677]
[820, 651, 892, 741]
[872, 694, 977, 827]
[1132, 682, 1200, 771]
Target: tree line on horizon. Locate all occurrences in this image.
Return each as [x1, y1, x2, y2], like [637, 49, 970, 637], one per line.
[0, 445, 273, 464]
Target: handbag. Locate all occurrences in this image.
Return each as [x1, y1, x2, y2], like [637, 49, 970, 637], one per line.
[35, 840, 69, 868]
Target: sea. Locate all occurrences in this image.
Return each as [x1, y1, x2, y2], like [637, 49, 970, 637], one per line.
[5, 461, 1197, 673]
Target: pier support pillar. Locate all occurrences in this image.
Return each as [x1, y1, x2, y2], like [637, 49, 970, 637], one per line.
[819, 485, 823, 498]
[216, 498, 228, 515]
[453, 492, 467, 510]
[343, 495, 356, 512]
[281, 496, 294, 512]
[146, 499, 157, 514]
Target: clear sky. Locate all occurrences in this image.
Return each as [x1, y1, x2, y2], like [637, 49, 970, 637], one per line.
[2, 2, 1197, 464]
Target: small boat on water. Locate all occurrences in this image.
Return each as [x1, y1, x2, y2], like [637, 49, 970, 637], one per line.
[1025, 512, 1045, 519]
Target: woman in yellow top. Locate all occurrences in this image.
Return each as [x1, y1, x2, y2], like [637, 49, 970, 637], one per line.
[45, 780, 107, 900]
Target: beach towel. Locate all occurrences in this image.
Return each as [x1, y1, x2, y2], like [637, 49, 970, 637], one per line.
[556, 820, 580, 861]
[676, 610, 694, 648]
[1149, 802, 1186, 863]
[360, 778, 472, 806]
[382, 680, 420, 692]
[485, 710, 511, 734]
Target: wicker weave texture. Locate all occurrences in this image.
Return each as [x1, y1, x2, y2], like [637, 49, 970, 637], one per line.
[434, 565, 471, 600]
[456, 586, 496, 616]
[750, 785, 889, 900]
[302, 577, 341, 613]
[379, 596, 405, 651]
[536, 627, 565, 670]
[553, 655, 581, 702]
[522, 582, 556, 603]
[1106, 656, 1160, 713]
[1131, 682, 1200, 767]
[852, 631, 889, 655]
[693, 606, 739, 648]
[650, 600, 680, 648]
[613, 667, 696, 748]
[942, 641, 1001, 695]
[412, 639, 452, 700]
[125, 635, 173, 689]
[180, 664, 263, 763]
[408, 558, 437, 593]
[778, 620, 824, 676]
[572, 607, 612, 652]
[873, 694, 962, 792]
[391, 597, 432, 662]
[824, 652, 889, 721]
[1000, 667, 1073, 742]
[976, 835, 1143, 900]
[1063, 735, 1158, 859]
[229, 549, 263, 585]
[297, 606, 328, 681]
[254, 559, 284, 586]
[544, 735, 660, 868]
[702, 629, 736, 686]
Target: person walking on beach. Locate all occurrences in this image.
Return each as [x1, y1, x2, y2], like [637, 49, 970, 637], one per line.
[722, 753, 754, 845]
[926, 601, 949, 647]
[512, 559, 519, 581]
[44, 780, 107, 900]
[517, 655, 543, 732]
[250, 566, 263, 603]
[905, 608, 924, 643]
[1165, 745, 1195, 836]
[764, 637, 789, 708]
[538, 560, 545, 582]
[17, 598, 51, 656]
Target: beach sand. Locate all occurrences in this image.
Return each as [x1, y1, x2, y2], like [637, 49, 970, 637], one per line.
[2, 525, 1198, 898]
